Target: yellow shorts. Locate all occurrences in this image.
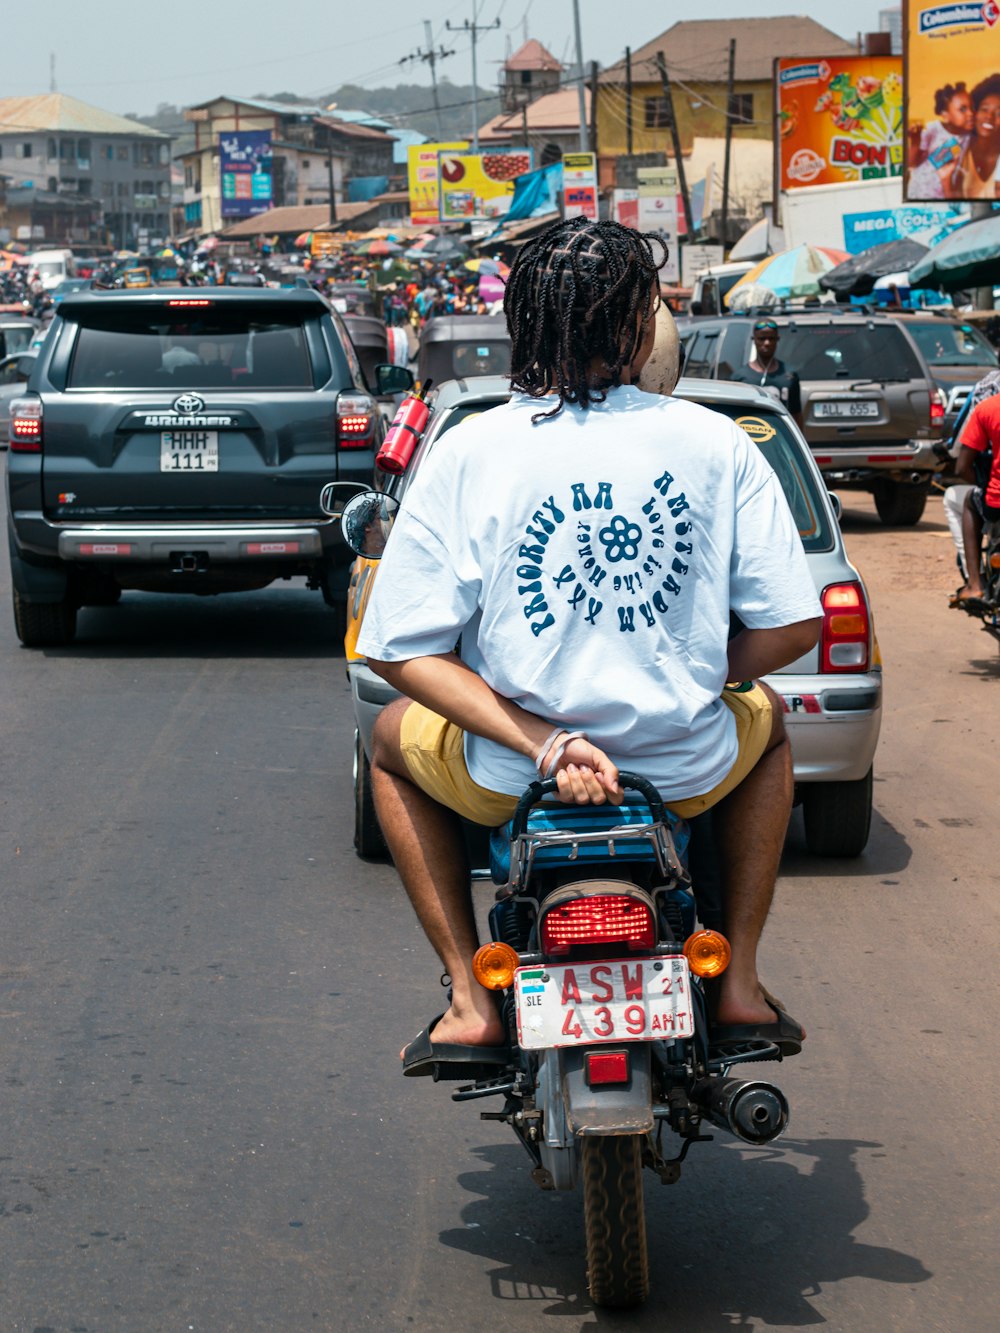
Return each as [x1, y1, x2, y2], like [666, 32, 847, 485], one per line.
[398, 684, 774, 827]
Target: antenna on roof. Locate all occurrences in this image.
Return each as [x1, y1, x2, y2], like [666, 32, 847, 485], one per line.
[50, 53, 56, 93]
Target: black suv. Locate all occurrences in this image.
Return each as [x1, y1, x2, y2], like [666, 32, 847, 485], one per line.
[6, 287, 406, 646]
[678, 310, 944, 525]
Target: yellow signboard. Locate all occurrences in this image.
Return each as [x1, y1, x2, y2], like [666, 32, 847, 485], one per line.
[437, 149, 533, 221]
[407, 141, 468, 226]
[905, 0, 1000, 200]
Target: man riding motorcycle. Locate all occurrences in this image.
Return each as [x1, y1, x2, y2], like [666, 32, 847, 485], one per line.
[356, 218, 822, 1074]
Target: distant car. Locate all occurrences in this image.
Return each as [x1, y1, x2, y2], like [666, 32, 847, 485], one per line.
[892, 313, 999, 437]
[51, 278, 93, 304]
[345, 375, 882, 859]
[6, 287, 411, 647]
[121, 267, 153, 288]
[224, 271, 266, 287]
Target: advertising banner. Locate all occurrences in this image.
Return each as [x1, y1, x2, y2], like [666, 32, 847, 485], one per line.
[636, 167, 680, 281]
[407, 141, 467, 226]
[611, 188, 639, 228]
[562, 151, 599, 220]
[219, 131, 273, 218]
[904, 0, 1000, 200]
[437, 148, 533, 221]
[842, 201, 970, 251]
[776, 56, 904, 190]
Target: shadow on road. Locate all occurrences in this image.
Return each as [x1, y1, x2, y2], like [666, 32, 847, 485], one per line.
[33, 588, 345, 660]
[441, 1135, 930, 1326]
[837, 505, 948, 537]
[780, 804, 912, 878]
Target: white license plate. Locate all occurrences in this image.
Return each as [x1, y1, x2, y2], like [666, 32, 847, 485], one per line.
[514, 957, 694, 1050]
[160, 430, 219, 472]
[813, 400, 879, 419]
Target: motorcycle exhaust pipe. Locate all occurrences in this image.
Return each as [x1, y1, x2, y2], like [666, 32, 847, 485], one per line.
[692, 1077, 789, 1144]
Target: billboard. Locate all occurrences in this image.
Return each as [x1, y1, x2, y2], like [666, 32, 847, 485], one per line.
[904, 0, 1000, 200]
[842, 201, 970, 252]
[776, 56, 904, 190]
[636, 167, 680, 282]
[219, 131, 273, 218]
[407, 141, 467, 226]
[562, 152, 599, 220]
[437, 148, 533, 221]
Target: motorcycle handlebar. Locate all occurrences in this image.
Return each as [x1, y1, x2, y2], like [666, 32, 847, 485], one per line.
[509, 770, 669, 841]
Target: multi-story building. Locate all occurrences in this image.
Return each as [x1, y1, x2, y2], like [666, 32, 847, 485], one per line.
[0, 93, 171, 247]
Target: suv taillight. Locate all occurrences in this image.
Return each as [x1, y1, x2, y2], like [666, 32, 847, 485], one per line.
[337, 393, 376, 449]
[540, 895, 655, 957]
[10, 396, 42, 452]
[930, 388, 946, 429]
[820, 581, 870, 673]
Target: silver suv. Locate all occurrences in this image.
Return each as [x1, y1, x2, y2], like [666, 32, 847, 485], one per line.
[680, 310, 944, 525]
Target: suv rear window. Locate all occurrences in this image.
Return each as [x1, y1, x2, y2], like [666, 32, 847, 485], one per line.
[67, 304, 317, 390]
[704, 403, 834, 552]
[777, 323, 922, 381]
[906, 321, 998, 369]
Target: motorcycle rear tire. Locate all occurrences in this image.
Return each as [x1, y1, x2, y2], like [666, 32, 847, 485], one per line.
[582, 1133, 649, 1309]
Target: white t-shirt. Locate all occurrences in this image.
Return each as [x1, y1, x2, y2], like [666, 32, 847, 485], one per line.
[357, 386, 822, 803]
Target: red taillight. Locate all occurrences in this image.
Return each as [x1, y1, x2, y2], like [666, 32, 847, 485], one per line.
[540, 895, 655, 957]
[167, 299, 212, 306]
[337, 394, 375, 449]
[930, 389, 946, 427]
[820, 581, 870, 673]
[10, 396, 42, 452]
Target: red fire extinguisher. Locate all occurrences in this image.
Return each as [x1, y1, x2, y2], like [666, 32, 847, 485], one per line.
[375, 381, 433, 476]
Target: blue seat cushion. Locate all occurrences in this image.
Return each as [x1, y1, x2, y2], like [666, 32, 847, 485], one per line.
[490, 800, 690, 885]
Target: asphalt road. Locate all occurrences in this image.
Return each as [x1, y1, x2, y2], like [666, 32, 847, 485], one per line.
[1, 483, 998, 1332]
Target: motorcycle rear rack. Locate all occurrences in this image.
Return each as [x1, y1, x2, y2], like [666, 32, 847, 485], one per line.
[510, 821, 689, 892]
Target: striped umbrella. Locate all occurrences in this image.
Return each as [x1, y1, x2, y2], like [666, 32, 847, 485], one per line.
[726, 244, 850, 307]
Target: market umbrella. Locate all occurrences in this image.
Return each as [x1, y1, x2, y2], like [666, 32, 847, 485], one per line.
[908, 215, 1000, 291]
[464, 257, 511, 279]
[293, 232, 313, 249]
[352, 239, 403, 258]
[725, 244, 849, 306]
[819, 238, 929, 298]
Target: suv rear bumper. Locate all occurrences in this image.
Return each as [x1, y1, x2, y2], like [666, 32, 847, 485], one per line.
[11, 512, 337, 563]
[808, 440, 938, 482]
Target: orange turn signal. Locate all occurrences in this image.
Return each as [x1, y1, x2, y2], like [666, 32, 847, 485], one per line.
[683, 930, 732, 978]
[472, 941, 519, 990]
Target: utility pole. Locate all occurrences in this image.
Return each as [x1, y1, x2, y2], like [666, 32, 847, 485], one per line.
[721, 38, 736, 247]
[50, 53, 56, 93]
[655, 51, 693, 243]
[326, 143, 338, 224]
[625, 47, 633, 158]
[447, 12, 501, 152]
[399, 22, 456, 142]
[589, 61, 599, 156]
[571, 0, 588, 151]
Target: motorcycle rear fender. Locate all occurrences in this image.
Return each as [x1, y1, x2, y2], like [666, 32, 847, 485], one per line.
[561, 1046, 653, 1136]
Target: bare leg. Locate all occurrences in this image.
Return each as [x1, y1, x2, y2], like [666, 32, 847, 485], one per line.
[369, 699, 505, 1053]
[712, 683, 800, 1030]
[960, 492, 984, 596]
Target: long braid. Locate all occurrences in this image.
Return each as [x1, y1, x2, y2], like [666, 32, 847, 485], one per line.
[504, 217, 664, 423]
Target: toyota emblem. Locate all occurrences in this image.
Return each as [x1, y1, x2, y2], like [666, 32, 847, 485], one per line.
[172, 393, 205, 416]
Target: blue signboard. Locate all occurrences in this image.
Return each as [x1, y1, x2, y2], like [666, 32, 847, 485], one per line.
[842, 204, 969, 254]
[219, 131, 273, 219]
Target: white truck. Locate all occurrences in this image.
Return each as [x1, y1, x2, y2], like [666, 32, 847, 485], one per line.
[778, 178, 906, 252]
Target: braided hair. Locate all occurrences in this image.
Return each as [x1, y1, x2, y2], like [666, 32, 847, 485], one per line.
[503, 217, 664, 422]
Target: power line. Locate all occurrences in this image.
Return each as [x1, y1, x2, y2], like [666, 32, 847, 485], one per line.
[446, 10, 502, 151]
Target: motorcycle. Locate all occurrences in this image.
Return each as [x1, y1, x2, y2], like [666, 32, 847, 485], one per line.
[336, 489, 794, 1310]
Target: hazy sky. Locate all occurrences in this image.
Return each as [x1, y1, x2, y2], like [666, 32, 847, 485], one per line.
[12, 0, 890, 118]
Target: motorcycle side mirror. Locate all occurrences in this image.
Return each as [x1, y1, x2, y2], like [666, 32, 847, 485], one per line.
[340, 490, 400, 559]
[374, 363, 414, 396]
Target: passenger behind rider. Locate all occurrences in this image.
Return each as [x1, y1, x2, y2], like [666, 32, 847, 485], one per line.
[358, 219, 822, 1073]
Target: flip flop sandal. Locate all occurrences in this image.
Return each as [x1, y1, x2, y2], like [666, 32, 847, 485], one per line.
[401, 1013, 510, 1080]
[710, 999, 805, 1059]
[952, 592, 991, 614]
